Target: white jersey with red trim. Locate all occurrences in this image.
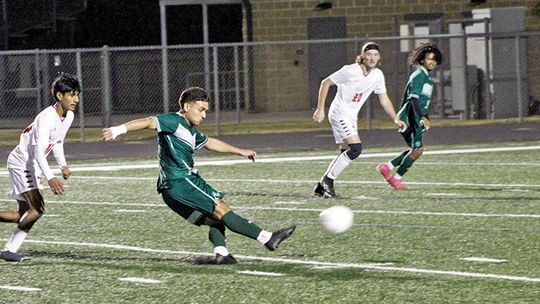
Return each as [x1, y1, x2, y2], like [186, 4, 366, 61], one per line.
[7, 105, 73, 181]
[328, 63, 387, 121]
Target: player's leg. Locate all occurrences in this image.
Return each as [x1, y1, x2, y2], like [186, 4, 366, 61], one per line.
[315, 118, 361, 198]
[387, 120, 424, 190]
[0, 200, 28, 223]
[213, 200, 295, 252]
[2, 169, 45, 262]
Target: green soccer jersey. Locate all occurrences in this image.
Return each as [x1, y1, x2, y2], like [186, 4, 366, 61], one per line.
[398, 66, 434, 120]
[154, 112, 208, 189]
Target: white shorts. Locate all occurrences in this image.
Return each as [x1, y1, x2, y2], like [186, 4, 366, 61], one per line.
[7, 167, 43, 201]
[328, 115, 358, 144]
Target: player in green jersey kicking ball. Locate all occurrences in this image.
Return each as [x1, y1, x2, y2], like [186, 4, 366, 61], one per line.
[377, 43, 443, 190]
[102, 87, 295, 264]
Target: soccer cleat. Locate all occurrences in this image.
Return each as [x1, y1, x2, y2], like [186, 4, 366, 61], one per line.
[387, 177, 406, 190]
[195, 253, 238, 265]
[264, 225, 296, 251]
[319, 176, 336, 198]
[377, 163, 392, 181]
[0, 250, 22, 262]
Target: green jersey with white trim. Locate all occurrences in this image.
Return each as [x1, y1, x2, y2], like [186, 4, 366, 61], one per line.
[154, 112, 208, 189]
[399, 66, 433, 118]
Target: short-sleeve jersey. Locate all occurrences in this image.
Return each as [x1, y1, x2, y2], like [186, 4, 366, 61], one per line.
[154, 112, 208, 189]
[328, 63, 387, 120]
[7, 105, 73, 180]
[399, 66, 433, 118]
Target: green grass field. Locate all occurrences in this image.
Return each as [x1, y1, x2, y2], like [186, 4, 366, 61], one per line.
[0, 142, 539, 303]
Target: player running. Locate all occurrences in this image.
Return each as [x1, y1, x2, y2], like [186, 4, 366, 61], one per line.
[0, 72, 81, 262]
[313, 42, 405, 198]
[102, 87, 295, 265]
[377, 43, 443, 190]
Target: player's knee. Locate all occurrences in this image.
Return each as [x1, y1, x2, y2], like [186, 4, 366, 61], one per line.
[410, 148, 423, 159]
[346, 143, 363, 160]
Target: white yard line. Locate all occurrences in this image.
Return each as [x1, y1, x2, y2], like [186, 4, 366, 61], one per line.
[461, 257, 508, 263]
[118, 277, 161, 284]
[1, 145, 539, 176]
[1, 198, 538, 219]
[20, 239, 540, 283]
[64, 176, 540, 189]
[0, 285, 42, 292]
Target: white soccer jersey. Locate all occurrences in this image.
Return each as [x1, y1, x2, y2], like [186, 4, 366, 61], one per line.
[328, 63, 387, 121]
[7, 105, 73, 181]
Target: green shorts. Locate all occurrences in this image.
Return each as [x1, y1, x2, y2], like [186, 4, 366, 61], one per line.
[160, 175, 224, 226]
[398, 106, 426, 150]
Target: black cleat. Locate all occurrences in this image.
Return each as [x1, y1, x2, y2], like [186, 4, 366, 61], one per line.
[264, 225, 296, 251]
[0, 250, 22, 262]
[195, 253, 238, 265]
[320, 176, 336, 198]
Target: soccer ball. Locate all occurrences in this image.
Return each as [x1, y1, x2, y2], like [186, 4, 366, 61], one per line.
[319, 205, 354, 234]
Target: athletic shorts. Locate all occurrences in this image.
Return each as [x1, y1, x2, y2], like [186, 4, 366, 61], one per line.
[160, 174, 224, 226]
[398, 108, 426, 150]
[328, 115, 357, 144]
[7, 167, 43, 201]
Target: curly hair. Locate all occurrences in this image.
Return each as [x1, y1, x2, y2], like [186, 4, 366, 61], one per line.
[179, 87, 209, 110]
[408, 43, 443, 66]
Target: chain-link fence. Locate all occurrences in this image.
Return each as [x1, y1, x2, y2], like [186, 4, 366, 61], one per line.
[0, 31, 538, 137]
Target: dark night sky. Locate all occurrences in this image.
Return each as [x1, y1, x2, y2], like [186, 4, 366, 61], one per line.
[74, 0, 243, 47]
[7, 0, 243, 49]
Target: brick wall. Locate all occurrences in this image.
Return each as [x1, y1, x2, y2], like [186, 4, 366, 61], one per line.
[246, 0, 540, 115]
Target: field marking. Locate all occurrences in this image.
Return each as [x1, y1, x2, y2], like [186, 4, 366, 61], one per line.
[461, 257, 508, 263]
[61, 176, 540, 189]
[118, 277, 161, 284]
[1, 198, 538, 219]
[1, 145, 539, 176]
[237, 270, 284, 277]
[21, 239, 540, 283]
[0, 285, 42, 292]
[115, 209, 147, 213]
[61, 175, 540, 188]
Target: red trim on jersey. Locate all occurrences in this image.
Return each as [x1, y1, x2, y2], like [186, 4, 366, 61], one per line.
[22, 124, 33, 134]
[44, 144, 54, 155]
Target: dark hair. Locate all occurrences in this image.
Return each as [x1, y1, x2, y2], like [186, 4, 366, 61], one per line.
[408, 43, 443, 66]
[179, 87, 209, 110]
[51, 72, 81, 101]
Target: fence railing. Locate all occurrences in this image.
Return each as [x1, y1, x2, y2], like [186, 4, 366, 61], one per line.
[0, 31, 538, 138]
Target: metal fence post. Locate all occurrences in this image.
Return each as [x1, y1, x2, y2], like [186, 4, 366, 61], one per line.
[33, 50, 42, 114]
[233, 45, 241, 123]
[101, 45, 112, 127]
[75, 50, 85, 141]
[212, 46, 220, 135]
[483, 18, 493, 119]
[515, 35, 523, 123]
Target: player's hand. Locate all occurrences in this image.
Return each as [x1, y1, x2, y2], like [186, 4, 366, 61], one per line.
[420, 117, 430, 131]
[102, 128, 113, 141]
[61, 166, 71, 180]
[395, 119, 407, 133]
[48, 177, 64, 195]
[312, 108, 325, 123]
[240, 149, 257, 162]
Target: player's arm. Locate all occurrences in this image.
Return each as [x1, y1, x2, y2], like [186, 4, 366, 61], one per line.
[313, 77, 335, 123]
[102, 116, 157, 140]
[51, 144, 70, 180]
[377, 92, 406, 131]
[205, 137, 256, 161]
[33, 118, 64, 195]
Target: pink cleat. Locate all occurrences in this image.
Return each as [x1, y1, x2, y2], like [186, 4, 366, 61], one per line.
[377, 163, 392, 181]
[388, 177, 406, 190]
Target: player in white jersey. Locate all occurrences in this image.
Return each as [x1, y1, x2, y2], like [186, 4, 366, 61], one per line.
[313, 42, 406, 198]
[0, 72, 80, 262]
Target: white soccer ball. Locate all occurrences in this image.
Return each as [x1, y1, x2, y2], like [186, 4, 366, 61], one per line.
[319, 205, 354, 234]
